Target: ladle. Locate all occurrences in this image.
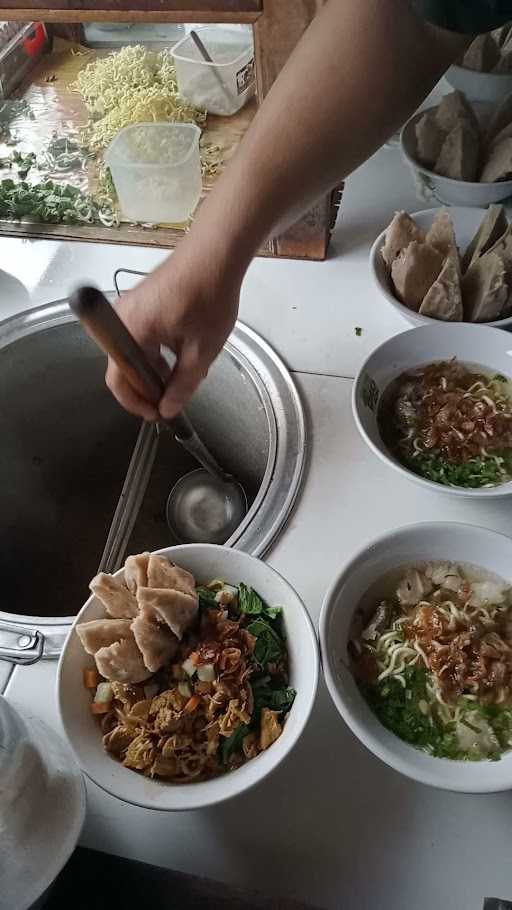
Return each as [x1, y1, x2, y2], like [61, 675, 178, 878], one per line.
[69, 286, 247, 544]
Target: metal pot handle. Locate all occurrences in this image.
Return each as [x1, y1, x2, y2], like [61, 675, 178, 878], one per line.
[0, 622, 44, 665]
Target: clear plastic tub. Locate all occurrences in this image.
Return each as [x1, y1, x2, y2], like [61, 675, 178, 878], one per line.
[105, 122, 202, 224]
[172, 27, 255, 117]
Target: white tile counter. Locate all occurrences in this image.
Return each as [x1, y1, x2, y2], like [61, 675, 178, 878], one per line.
[4, 78, 512, 908]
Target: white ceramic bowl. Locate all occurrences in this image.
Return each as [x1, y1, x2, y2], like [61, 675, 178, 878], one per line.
[353, 322, 512, 498]
[446, 63, 512, 104]
[319, 521, 512, 792]
[370, 206, 512, 330]
[58, 544, 319, 811]
[401, 102, 512, 206]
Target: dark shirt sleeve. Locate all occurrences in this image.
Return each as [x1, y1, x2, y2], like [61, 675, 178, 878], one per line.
[409, 1, 512, 34]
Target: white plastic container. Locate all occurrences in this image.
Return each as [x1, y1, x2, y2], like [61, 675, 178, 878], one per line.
[105, 122, 202, 224]
[172, 27, 255, 116]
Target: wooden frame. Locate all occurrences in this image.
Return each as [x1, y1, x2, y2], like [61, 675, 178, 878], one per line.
[0, 1, 343, 260]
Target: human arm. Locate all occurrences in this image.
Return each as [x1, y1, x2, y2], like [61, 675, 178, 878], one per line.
[107, 0, 470, 421]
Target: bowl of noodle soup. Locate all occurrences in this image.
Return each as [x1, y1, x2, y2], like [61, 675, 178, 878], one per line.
[319, 522, 512, 792]
[353, 322, 512, 497]
[58, 544, 319, 811]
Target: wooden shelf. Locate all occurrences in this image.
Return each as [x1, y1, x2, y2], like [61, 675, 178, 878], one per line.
[0, 3, 343, 260]
[0, 39, 270, 252]
[2, 1, 261, 24]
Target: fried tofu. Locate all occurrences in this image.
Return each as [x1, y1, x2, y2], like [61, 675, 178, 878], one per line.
[419, 255, 463, 321]
[434, 122, 479, 182]
[391, 241, 444, 311]
[380, 211, 425, 268]
[137, 586, 198, 640]
[90, 572, 138, 619]
[462, 251, 509, 321]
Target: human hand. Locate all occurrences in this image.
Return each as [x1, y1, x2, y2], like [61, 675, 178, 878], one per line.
[105, 236, 243, 422]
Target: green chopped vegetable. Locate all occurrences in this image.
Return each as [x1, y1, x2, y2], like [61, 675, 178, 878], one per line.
[362, 666, 512, 760]
[264, 605, 282, 621]
[363, 667, 461, 759]
[407, 451, 512, 489]
[247, 617, 284, 666]
[221, 722, 251, 764]
[253, 685, 296, 713]
[42, 135, 91, 172]
[238, 583, 264, 616]
[0, 178, 116, 226]
[196, 585, 217, 610]
[0, 100, 34, 124]
[355, 326, 363, 337]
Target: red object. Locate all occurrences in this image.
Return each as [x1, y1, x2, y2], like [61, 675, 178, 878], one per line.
[23, 22, 46, 57]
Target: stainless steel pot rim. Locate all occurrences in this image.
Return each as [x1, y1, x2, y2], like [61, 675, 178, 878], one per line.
[0, 297, 306, 653]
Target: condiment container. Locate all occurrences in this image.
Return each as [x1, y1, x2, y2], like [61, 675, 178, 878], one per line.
[172, 27, 255, 117]
[105, 122, 202, 224]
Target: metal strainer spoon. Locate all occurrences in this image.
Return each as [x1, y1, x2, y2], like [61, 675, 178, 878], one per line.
[69, 286, 247, 544]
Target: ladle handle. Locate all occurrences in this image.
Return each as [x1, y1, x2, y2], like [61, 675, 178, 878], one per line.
[69, 286, 194, 442]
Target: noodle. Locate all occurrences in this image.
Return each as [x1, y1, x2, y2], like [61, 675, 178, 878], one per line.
[87, 571, 296, 783]
[350, 563, 512, 760]
[379, 361, 512, 489]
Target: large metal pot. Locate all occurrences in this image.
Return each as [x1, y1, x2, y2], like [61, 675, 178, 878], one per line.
[0, 298, 306, 664]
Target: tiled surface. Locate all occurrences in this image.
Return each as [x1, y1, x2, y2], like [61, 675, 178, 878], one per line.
[6, 374, 512, 910]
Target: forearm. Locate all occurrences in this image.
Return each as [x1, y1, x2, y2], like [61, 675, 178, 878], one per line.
[185, 0, 469, 273]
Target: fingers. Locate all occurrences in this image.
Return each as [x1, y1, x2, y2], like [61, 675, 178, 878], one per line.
[158, 344, 209, 419]
[105, 358, 160, 422]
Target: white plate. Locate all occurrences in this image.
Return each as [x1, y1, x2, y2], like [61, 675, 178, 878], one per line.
[370, 206, 512, 329]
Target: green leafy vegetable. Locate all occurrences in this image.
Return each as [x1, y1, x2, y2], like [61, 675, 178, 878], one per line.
[239, 583, 264, 615]
[264, 606, 282, 621]
[247, 618, 284, 667]
[196, 585, 217, 610]
[253, 686, 296, 713]
[221, 722, 251, 764]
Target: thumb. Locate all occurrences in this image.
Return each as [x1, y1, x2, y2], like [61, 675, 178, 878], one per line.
[158, 343, 208, 419]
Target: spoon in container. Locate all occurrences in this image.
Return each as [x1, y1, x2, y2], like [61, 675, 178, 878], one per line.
[69, 286, 247, 544]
